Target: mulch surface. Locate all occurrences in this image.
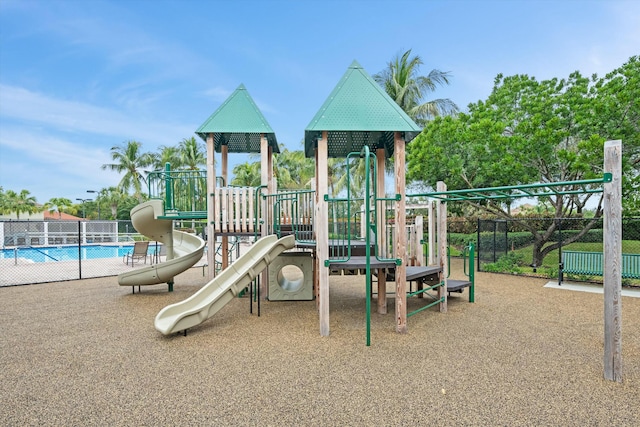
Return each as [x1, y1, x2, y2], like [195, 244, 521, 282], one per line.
[1, 260, 639, 426]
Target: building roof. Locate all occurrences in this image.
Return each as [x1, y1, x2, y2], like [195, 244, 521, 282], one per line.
[43, 210, 83, 220]
[195, 84, 279, 154]
[304, 60, 422, 158]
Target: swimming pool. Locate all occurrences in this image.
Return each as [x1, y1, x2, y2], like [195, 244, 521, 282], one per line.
[0, 245, 154, 263]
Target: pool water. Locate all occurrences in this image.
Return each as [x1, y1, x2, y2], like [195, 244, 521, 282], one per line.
[0, 245, 153, 263]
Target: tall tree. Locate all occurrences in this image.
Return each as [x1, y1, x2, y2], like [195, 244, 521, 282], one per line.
[273, 148, 315, 190]
[407, 56, 639, 266]
[153, 145, 182, 170]
[374, 49, 459, 126]
[101, 140, 154, 202]
[178, 136, 206, 170]
[0, 187, 6, 214]
[44, 197, 73, 219]
[3, 189, 39, 219]
[103, 187, 124, 220]
[231, 162, 261, 187]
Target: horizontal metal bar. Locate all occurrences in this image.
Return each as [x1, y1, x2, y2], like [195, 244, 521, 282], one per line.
[408, 297, 445, 317]
[408, 175, 610, 201]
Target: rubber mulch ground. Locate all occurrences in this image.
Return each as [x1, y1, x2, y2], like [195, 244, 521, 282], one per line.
[1, 260, 638, 426]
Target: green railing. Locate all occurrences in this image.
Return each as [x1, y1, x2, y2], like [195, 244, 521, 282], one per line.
[265, 189, 315, 243]
[147, 163, 224, 219]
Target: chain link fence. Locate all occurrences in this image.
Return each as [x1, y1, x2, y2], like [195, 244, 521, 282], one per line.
[476, 217, 640, 283]
[0, 219, 151, 286]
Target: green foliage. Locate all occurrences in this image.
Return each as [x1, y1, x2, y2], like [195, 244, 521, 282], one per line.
[408, 56, 639, 268]
[0, 189, 39, 218]
[448, 233, 475, 249]
[231, 162, 261, 187]
[101, 140, 155, 202]
[44, 197, 74, 219]
[483, 251, 525, 274]
[373, 49, 458, 126]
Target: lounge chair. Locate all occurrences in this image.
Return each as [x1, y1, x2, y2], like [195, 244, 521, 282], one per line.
[124, 241, 150, 266]
[153, 243, 167, 264]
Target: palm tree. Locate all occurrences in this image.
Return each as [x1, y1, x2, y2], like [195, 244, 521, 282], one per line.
[153, 145, 182, 170]
[231, 162, 261, 187]
[0, 186, 6, 214]
[4, 189, 39, 219]
[44, 197, 73, 219]
[273, 148, 315, 190]
[178, 136, 206, 170]
[374, 49, 459, 126]
[103, 187, 124, 220]
[101, 140, 154, 202]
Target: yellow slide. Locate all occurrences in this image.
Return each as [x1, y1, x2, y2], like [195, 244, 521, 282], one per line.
[154, 234, 295, 335]
[118, 200, 205, 289]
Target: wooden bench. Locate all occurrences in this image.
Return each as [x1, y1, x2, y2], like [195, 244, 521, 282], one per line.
[560, 250, 640, 284]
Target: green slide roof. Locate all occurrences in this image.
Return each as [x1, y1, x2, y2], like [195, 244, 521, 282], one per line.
[196, 84, 279, 154]
[304, 60, 422, 158]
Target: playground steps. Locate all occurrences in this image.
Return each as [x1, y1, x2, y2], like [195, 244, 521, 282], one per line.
[447, 279, 472, 293]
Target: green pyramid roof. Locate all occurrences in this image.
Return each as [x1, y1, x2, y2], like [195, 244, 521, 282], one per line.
[304, 60, 422, 158]
[196, 84, 279, 154]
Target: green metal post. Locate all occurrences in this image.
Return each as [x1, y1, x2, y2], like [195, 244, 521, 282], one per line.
[164, 162, 173, 212]
[362, 146, 372, 347]
[469, 243, 475, 303]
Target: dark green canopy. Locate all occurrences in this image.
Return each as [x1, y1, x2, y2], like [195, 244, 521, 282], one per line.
[196, 84, 279, 154]
[304, 60, 422, 158]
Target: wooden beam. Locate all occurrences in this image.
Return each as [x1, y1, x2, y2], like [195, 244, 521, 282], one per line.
[428, 201, 435, 265]
[603, 139, 623, 382]
[206, 133, 216, 280]
[317, 131, 330, 336]
[376, 148, 387, 315]
[415, 215, 424, 266]
[437, 181, 448, 313]
[312, 170, 320, 310]
[260, 134, 269, 300]
[394, 132, 407, 333]
[221, 144, 229, 271]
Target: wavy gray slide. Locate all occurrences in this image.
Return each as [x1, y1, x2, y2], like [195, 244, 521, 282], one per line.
[118, 200, 205, 287]
[154, 234, 296, 335]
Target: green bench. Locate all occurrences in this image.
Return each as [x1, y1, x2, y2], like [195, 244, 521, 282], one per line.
[560, 250, 640, 284]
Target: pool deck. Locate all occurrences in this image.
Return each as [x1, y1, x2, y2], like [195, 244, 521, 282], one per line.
[0, 253, 208, 287]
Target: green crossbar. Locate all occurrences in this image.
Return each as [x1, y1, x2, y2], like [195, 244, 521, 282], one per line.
[407, 281, 445, 298]
[562, 251, 640, 279]
[408, 297, 445, 318]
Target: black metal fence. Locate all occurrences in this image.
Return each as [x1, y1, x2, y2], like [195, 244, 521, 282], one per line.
[476, 217, 640, 280]
[0, 219, 148, 286]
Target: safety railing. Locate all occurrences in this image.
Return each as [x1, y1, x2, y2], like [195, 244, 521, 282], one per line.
[266, 189, 315, 243]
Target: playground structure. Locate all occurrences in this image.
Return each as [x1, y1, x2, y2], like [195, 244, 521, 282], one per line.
[117, 199, 205, 292]
[122, 62, 623, 382]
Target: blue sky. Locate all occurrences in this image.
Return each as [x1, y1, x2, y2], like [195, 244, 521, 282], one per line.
[1, 0, 638, 204]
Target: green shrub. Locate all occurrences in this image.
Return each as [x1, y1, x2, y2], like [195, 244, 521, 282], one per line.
[542, 265, 558, 279]
[482, 251, 525, 274]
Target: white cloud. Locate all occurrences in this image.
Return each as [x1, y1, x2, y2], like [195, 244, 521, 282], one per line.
[0, 127, 121, 202]
[0, 84, 195, 146]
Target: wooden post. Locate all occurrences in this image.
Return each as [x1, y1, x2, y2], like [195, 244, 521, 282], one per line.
[221, 144, 229, 270]
[206, 133, 216, 280]
[313, 167, 320, 310]
[437, 181, 448, 313]
[376, 147, 387, 314]
[428, 201, 436, 265]
[317, 131, 330, 336]
[603, 139, 622, 382]
[394, 132, 407, 333]
[415, 215, 424, 266]
[260, 134, 270, 300]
